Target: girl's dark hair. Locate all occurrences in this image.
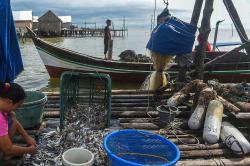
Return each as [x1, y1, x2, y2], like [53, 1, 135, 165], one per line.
[106, 19, 111, 24]
[0, 82, 26, 103]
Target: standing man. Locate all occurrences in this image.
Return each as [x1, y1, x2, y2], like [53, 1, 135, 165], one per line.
[104, 19, 112, 60]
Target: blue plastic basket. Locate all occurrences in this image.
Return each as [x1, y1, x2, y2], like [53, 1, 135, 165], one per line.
[103, 129, 180, 166]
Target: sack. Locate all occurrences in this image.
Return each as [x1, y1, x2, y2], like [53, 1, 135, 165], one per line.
[146, 17, 197, 56]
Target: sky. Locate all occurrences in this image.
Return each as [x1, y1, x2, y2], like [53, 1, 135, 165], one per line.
[11, 0, 250, 29]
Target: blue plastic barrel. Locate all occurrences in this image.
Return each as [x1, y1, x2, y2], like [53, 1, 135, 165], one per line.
[103, 129, 180, 166]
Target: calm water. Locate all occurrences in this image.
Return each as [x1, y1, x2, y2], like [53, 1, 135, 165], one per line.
[15, 28, 248, 91]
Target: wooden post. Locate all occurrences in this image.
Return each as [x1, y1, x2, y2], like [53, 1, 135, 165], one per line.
[190, 0, 205, 25]
[177, 0, 204, 82]
[193, 0, 214, 80]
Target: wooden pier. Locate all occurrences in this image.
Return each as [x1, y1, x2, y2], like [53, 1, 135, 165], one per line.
[3, 90, 250, 166]
[61, 28, 128, 37]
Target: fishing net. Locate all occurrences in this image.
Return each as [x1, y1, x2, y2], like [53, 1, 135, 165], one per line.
[142, 51, 172, 91]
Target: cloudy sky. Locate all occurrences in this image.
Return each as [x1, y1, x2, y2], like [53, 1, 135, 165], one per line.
[11, 0, 250, 29]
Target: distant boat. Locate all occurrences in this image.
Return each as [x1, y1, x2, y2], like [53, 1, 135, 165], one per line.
[27, 27, 250, 83]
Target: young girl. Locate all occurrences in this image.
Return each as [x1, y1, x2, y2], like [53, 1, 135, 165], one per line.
[0, 82, 36, 160]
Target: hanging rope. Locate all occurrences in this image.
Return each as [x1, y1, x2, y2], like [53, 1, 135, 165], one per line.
[153, 0, 157, 28]
[163, 0, 169, 7]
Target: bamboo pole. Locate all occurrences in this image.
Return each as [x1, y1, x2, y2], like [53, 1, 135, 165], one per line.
[193, 0, 214, 80]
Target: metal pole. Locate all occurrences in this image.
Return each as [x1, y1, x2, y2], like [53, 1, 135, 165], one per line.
[213, 20, 224, 51]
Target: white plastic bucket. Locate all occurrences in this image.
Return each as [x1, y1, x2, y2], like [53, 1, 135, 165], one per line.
[62, 148, 94, 166]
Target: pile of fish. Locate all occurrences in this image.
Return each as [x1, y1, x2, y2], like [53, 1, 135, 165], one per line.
[22, 104, 109, 166]
[119, 50, 151, 63]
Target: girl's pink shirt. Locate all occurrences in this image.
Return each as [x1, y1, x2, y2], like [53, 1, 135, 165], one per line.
[0, 111, 8, 136]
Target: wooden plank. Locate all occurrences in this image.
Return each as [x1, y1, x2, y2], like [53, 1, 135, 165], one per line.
[120, 122, 162, 130]
[44, 108, 59, 112]
[233, 113, 250, 119]
[44, 111, 60, 118]
[120, 120, 189, 130]
[112, 107, 155, 111]
[171, 137, 203, 145]
[112, 110, 191, 118]
[178, 143, 225, 151]
[112, 111, 158, 118]
[112, 103, 154, 107]
[119, 118, 158, 123]
[181, 148, 233, 159]
[112, 89, 171, 95]
[177, 157, 250, 166]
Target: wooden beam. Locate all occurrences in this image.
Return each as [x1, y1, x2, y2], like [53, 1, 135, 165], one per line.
[190, 0, 205, 25]
[204, 42, 250, 68]
[223, 0, 250, 55]
[193, 0, 214, 80]
[177, 157, 250, 166]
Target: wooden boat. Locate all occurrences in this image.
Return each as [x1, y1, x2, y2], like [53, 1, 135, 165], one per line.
[27, 27, 250, 83]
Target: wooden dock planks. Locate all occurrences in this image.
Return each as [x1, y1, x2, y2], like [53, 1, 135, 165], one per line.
[3, 90, 250, 166]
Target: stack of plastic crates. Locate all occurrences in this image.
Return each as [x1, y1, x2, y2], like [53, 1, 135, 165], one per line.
[59, 71, 112, 129]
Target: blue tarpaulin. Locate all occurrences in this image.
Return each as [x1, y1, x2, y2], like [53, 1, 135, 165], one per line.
[0, 0, 23, 82]
[146, 17, 197, 56]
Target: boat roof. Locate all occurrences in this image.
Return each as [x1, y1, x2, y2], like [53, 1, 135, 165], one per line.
[58, 16, 72, 23]
[13, 10, 32, 21]
[216, 41, 242, 47]
[33, 16, 39, 23]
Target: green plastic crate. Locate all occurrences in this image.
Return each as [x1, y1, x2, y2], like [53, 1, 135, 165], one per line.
[59, 72, 112, 129]
[16, 91, 47, 129]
